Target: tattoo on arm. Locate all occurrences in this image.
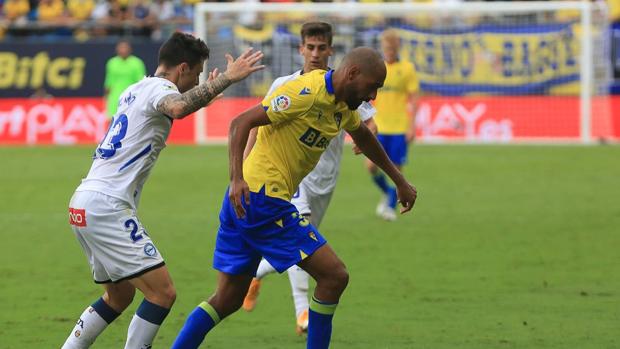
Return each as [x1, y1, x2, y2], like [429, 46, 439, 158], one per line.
[156, 73, 232, 118]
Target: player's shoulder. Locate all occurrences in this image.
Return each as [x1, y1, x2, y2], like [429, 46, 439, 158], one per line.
[401, 60, 417, 73]
[140, 77, 179, 93]
[302, 69, 330, 97]
[274, 70, 324, 98]
[272, 70, 301, 89]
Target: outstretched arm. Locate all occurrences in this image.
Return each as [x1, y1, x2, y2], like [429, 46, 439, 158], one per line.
[156, 48, 265, 119]
[348, 122, 417, 213]
[228, 104, 272, 218]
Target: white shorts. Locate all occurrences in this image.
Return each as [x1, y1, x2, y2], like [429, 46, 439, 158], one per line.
[291, 182, 334, 228]
[69, 190, 165, 284]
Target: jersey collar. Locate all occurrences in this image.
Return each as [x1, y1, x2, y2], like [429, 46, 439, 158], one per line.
[325, 69, 335, 95]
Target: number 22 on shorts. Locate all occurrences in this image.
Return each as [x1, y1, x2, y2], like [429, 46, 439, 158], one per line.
[125, 218, 148, 242]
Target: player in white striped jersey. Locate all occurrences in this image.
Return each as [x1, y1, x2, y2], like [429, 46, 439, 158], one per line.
[240, 22, 377, 335]
[62, 32, 264, 349]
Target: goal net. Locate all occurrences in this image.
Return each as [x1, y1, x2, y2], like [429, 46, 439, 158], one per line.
[194, 1, 612, 144]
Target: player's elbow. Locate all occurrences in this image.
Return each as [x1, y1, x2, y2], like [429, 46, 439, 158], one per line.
[229, 115, 247, 135]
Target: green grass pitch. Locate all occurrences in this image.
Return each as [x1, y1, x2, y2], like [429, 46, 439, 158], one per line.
[0, 144, 618, 348]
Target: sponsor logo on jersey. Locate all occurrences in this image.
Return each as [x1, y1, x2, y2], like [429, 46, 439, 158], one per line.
[144, 243, 157, 257]
[271, 95, 291, 112]
[69, 208, 87, 227]
[299, 87, 311, 95]
[120, 92, 136, 106]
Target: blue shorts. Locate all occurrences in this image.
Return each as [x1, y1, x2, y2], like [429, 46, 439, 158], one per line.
[213, 186, 327, 275]
[377, 134, 408, 166]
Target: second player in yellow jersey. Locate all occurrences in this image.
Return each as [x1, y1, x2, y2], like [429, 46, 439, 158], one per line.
[373, 59, 419, 135]
[244, 69, 361, 200]
[368, 29, 421, 221]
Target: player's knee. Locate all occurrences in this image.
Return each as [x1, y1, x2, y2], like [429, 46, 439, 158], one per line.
[156, 285, 177, 308]
[322, 264, 349, 295]
[333, 267, 349, 293]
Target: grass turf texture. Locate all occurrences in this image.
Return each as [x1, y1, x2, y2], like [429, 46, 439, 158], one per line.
[0, 145, 618, 349]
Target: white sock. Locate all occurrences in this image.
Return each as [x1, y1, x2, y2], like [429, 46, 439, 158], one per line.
[256, 258, 277, 279]
[61, 306, 110, 349]
[124, 314, 161, 349]
[287, 265, 310, 318]
[124, 299, 170, 349]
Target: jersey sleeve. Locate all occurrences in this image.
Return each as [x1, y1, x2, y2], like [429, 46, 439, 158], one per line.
[341, 109, 362, 132]
[261, 78, 314, 125]
[407, 62, 420, 94]
[357, 101, 376, 122]
[149, 78, 181, 112]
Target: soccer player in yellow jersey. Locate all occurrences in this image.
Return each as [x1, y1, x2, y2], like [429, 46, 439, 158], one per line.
[171, 47, 417, 349]
[368, 29, 420, 221]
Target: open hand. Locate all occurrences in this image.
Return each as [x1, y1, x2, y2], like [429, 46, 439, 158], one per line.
[224, 48, 265, 82]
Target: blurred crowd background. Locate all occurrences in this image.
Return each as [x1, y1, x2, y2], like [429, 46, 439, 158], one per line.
[0, 0, 618, 42]
[0, 0, 619, 92]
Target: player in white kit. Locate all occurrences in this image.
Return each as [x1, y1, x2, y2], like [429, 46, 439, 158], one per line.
[62, 32, 264, 349]
[241, 22, 376, 335]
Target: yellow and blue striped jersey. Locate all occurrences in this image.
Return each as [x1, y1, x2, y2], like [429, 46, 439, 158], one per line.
[373, 60, 419, 134]
[244, 69, 361, 201]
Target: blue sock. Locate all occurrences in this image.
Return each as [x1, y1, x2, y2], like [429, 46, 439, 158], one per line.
[372, 173, 390, 194]
[387, 186, 398, 209]
[91, 297, 121, 324]
[136, 299, 170, 325]
[171, 301, 220, 349]
[307, 297, 338, 349]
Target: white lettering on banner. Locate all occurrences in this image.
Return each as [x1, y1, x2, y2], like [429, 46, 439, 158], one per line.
[0, 105, 26, 136]
[61, 105, 108, 143]
[479, 120, 513, 142]
[416, 102, 513, 142]
[0, 102, 108, 144]
[27, 104, 61, 144]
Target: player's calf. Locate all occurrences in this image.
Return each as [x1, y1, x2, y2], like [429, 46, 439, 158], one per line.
[124, 266, 176, 349]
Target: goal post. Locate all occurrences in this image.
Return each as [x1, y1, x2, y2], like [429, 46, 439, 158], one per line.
[194, 1, 612, 144]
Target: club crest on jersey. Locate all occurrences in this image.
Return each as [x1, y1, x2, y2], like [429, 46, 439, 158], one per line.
[271, 95, 291, 112]
[299, 87, 311, 95]
[334, 112, 342, 128]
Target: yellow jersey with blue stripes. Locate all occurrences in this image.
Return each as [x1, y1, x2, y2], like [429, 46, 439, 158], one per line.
[244, 69, 361, 201]
[374, 60, 419, 134]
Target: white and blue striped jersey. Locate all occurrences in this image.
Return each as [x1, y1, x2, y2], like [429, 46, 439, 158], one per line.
[76, 77, 180, 208]
[266, 70, 376, 195]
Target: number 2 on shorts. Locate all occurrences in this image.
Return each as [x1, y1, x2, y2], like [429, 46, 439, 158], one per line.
[125, 218, 143, 242]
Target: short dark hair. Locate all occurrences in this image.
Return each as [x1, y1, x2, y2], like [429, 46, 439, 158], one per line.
[300, 22, 333, 46]
[158, 32, 210, 68]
